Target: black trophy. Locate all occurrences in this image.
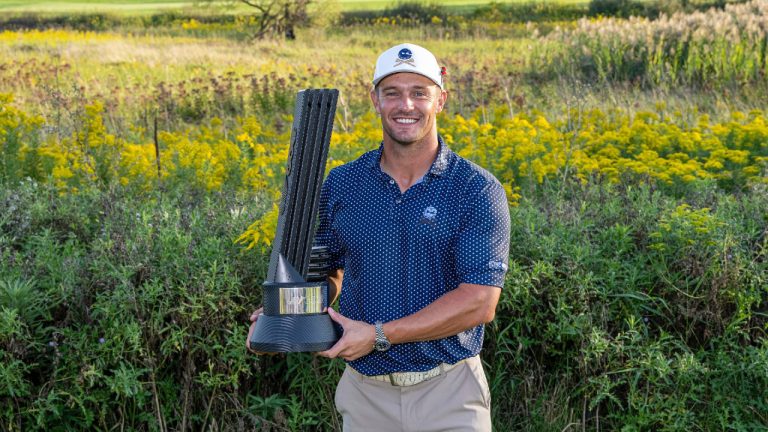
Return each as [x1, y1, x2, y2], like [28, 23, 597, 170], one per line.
[248, 88, 342, 352]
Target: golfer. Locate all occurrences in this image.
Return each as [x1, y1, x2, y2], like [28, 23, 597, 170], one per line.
[250, 42, 510, 431]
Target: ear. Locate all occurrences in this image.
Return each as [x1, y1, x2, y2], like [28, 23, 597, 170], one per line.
[437, 89, 448, 113]
[370, 88, 381, 115]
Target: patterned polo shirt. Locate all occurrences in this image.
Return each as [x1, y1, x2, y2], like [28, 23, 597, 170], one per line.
[315, 136, 511, 375]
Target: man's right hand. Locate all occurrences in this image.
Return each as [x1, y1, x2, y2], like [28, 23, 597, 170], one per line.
[317, 307, 375, 361]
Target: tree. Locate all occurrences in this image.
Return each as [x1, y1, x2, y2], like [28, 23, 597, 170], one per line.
[239, 0, 310, 40]
[197, 0, 313, 39]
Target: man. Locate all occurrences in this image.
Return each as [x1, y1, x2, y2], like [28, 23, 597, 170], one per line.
[249, 43, 510, 431]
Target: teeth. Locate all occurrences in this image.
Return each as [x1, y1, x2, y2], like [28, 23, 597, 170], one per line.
[395, 118, 417, 124]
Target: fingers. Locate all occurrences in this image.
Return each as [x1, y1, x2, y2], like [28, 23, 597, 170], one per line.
[249, 307, 263, 322]
[317, 314, 375, 361]
[320, 336, 371, 361]
[318, 342, 340, 359]
[246, 307, 264, 354]
[326, 307, 345, 324]
[318, 309, 349, 358]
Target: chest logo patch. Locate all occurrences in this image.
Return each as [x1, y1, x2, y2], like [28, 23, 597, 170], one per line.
[420, 206, 438, 224]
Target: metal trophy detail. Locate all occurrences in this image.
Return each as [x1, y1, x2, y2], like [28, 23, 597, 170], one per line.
[248, 89, 342, 353]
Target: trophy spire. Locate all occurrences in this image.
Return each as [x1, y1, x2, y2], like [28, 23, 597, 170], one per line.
[272, 254, 304, 284]
[249, 89, 342, 353]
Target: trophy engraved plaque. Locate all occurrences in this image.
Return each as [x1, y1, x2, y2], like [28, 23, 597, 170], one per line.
[249, 89, 342, 352]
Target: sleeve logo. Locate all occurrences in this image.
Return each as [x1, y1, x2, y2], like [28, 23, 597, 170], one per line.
[488, 260, 508, 271]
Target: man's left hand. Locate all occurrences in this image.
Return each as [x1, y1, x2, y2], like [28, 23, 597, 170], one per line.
[317, 308, 375, 361]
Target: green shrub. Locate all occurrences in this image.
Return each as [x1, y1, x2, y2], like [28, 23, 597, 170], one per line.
[588, 0, 645, 18]
[485, 180, 768, 430]
[381, 1, 448, 24]
[0, 181, 292, 430]
[1, 176, 766, 430]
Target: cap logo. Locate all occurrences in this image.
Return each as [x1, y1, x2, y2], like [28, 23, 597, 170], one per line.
[394, 47, 416, 68]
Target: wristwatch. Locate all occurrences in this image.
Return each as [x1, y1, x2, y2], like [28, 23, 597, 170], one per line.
[373, 321, 391, 352]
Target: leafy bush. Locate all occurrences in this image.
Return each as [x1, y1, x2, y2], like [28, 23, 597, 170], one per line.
[485, 180, 768, 430]
[588, 0, 645, 18]
[0, 181, 344, 430]
[340, 1, 447, 26]
[471, 2, 586, 23]
[1, 175, 766, 430]
[381, 1, 448, 24]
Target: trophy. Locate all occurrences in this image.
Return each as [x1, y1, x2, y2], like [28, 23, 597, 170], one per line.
[248, 89, 342, 352]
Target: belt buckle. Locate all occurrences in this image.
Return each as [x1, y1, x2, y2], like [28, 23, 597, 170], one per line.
[389, 371, 419, 386]
[370, 358, 472, 387]
[388, 373, 399, 386]
[388, 365, 442, 386]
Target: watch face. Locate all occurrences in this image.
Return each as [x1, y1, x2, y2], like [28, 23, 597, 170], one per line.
[375, 339, 391, 351]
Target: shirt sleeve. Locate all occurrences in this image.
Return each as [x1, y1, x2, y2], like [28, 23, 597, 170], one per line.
[454, 180, 511, 288]
[314, 170, 345, 271]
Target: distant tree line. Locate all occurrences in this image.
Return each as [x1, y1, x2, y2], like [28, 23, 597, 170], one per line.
[0, 0, 754, 37]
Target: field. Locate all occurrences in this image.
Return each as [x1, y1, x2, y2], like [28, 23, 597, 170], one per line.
[0, 0, 593, 14]
[1, 1, 767, 431]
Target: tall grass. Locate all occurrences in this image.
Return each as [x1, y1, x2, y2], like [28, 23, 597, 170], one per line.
[539, 0, 768, 87]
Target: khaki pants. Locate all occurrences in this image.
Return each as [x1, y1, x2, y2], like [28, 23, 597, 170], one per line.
[335, 356, 492, 432]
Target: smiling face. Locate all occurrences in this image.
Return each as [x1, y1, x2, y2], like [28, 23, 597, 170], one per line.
[370, 72, 447, 148]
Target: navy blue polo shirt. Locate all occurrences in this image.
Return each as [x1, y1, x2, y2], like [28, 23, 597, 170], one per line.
[315, 136, 511, 375]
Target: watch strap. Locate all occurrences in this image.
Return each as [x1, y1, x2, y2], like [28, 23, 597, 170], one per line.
[374, 320, 390, 351]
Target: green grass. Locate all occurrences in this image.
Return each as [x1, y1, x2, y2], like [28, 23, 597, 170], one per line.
[0, 1, 226, 14]
[0, 1, 202, 14]
[0, 0, 593, 14]
[337, 0, 591, 11]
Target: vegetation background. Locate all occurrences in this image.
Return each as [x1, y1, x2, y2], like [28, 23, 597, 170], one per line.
[1, 0, 766, 430]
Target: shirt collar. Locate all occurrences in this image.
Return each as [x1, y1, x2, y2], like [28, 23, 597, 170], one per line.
[368, 135, 452, 178]
[430, 135, 451, 177]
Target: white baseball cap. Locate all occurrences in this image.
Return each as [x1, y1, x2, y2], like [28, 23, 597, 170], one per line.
[372, 43, 443, 89]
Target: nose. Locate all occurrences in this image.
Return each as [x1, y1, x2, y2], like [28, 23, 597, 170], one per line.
[398, 94, 415, 110]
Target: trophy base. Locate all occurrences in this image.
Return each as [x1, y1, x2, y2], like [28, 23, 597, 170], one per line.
[249, 313, 341, 353]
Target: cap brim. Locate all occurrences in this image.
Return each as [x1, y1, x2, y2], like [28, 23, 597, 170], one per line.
[373, 70, 442, 88]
